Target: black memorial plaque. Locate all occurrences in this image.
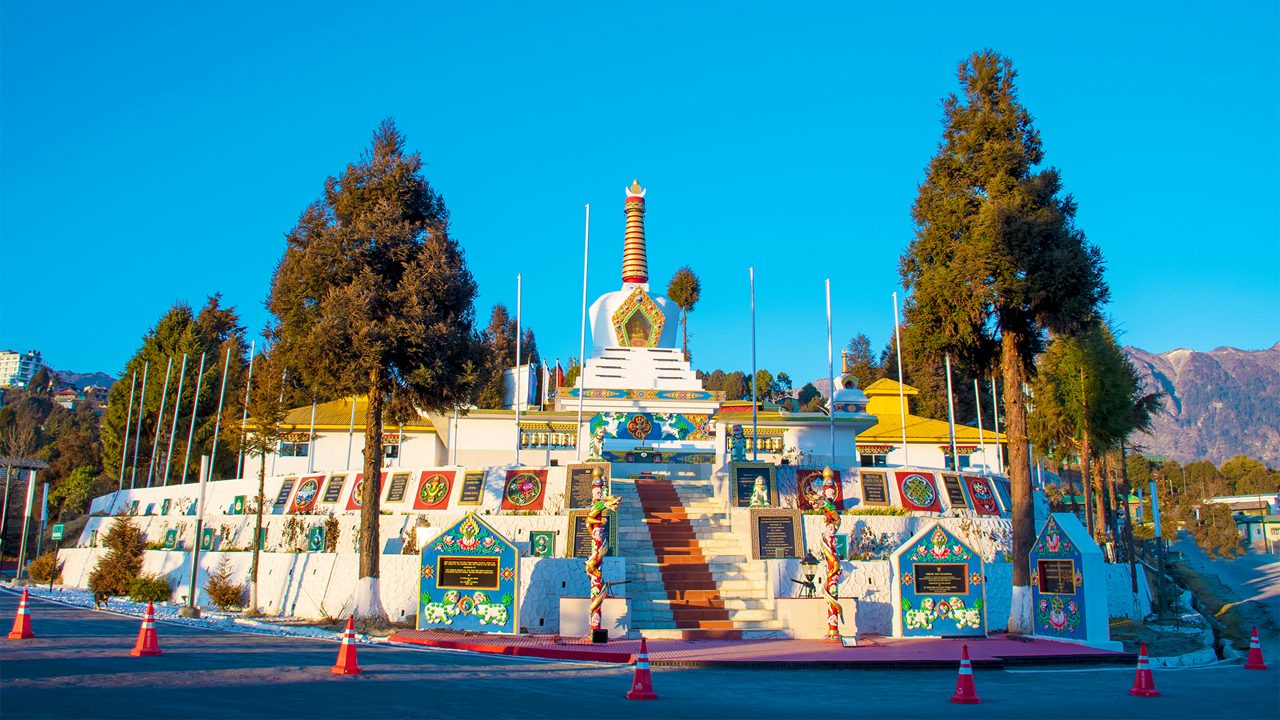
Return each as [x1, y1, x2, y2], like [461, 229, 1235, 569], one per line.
[751, 510, 801, 559]
[565, 463, 608, 510]
[568, 509, 616, 559]
[322, 475, 346, 504]
[457, 471, 486, 505]
[941, 473, 969, 508]
[386, 472, 411, 503]
[732, 463, 774, 508]
[1036, 559, 1077, 595]
[274, 478, 296, 507]
[436, 556, 501, 590]
[912, 563, 969, 595]
[861, 472, 890, 506]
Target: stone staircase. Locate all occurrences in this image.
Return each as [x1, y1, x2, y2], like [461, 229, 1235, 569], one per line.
[613, 473, 787, 639]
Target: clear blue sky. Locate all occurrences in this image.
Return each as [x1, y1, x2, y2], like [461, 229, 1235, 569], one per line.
[3, 2, 1277, 386]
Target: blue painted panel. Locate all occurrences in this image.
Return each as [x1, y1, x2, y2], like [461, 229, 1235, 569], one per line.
[419, 513, 519, 634]
[1030, 516, 1087, 641]
[896, 524, 987, 637]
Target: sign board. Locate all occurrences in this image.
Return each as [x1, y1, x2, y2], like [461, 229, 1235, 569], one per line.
[962, 476, 1001, 516]
[290, 475, 323, 514]
[232, 495, 246, 515]
[1029, 513, 1116, 649]
[308, 526, 325, 552]
[51, 523, 64, 541]
[796, 468, 843, 512]
[160, 499, 171, 516]
[413, 470, 455, 510]
[500, 469, 547, 511]
[565, 463, 609, 510]
[749, 508, 803, 559]
[891, 523, 986, 637]
[419, 513, 519, 634]
[894, 470, 942, 513]
[731, 462, 776, 508]
[274, 477, 297, 513]
[860, 471, 890, 506]
[321, 475, 346, 504]
[568, 509, 617, 559]
[457, 471, 486, 506]
[529, 530, 555, 558]
[201, 527, 215, 551]
[385, 472, 412, 504]
[164, 528, 177, 549]
[940, 473, 970, 510]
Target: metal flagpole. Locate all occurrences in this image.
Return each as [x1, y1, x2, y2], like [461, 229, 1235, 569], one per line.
[944, 353, 959, 472]
[397, 424, 404, 468]
[576, 204, 590, 461]
[451, 408, 459, 466]
[974, 378, 988, 476]
[271, 370, 286, 477]
[237, 341, 256, 478]
[750, 267, 758, 461]
[892, 292, 909, 465]
[179, 352, 208, 484]
[345, 393, 356, 470]
[826, 279, 835, 465]
[118, 371, 137, 491]
[306, 398, 317, 473]
[208, 346, 233, 479]
[515, 273, 523, 465]
[162, 353, 189, 485]
[130, 361, 150, 490]
[147, 357, 174, 488]
[990, 376, 1003, 475]
[16, 471, 37, 581]
[187, 455, 210, 613]
[35, 483, 48, 560]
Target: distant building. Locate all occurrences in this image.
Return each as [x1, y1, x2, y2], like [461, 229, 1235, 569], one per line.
[855, 378, 1004, 473]
[52, 388, 78, 410]
[0, 350, 43, 388]
[1233, 514, 1280, 553]
[1204, 493, 1279, 516]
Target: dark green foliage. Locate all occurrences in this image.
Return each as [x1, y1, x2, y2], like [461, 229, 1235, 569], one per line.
[843, 334, 882, 388]
[128, 573, 174, 603]
[87, 515, 145, 597]
[879, 329, 979, 422]
[475, 304, 539, 409]
[1192, 503, 1244, 559]
[205, 556, 245, 609]
[50, 465, 103, 516]
[666, 266, 702, 360]
[797, 383, 823, 411]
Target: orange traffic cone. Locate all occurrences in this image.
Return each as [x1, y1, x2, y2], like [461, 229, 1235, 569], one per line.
[1128, 642, 1159, 697]
[1244, 626, 1268, 671]
[950, 644, 981, 704]
[8, 588, 34, 640]
[330, 616, 362, 675]
[625, 637, 658, 700]
[129, 602, 162, 657]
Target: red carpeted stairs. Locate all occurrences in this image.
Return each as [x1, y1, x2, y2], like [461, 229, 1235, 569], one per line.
[634, 477, 740, 639]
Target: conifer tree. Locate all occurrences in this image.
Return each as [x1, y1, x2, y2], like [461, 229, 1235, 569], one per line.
[267, 120, 484, 622]
[900, 51, 1108, 631]
[666, 266, 701, 361]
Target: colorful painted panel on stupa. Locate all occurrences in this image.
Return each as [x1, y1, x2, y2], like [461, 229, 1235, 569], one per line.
[500, 469, 547, 511]
[1029, 515, 1087, 641]
[796, 468, 843, 512]
[589, 411, 713, 442]
[893, 524, 986, 637]
[553, 388, 721, 402]
[894, 470, 943, 512]
[611, 287, 665, 347]
[418, 513, 518, 634]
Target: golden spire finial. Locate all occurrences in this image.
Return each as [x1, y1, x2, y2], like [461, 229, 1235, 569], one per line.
[622, 179, 648, 283]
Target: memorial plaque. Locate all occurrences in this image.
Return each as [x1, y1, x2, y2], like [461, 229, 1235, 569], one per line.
[201, 527, 215, 550]
[1036, 559, 1077, 595]
[912, 563, 969, 595]
[529, 530, 555, 558]
[437, 556, 501, 590]
[275, 477, 297, 508]
[568, 509, 617, 559]
[457, 471, 486, 506]
[419, 514, 519, 634]
[860, 471, 890, 506]
[385, 472, 411, 503]
[321, 474, 346, 504]
[565, 463, 609, 510]
[731, 462, 776, 508]
[749, 508, 802, 559]
[232, 495, 246, 515]
[164, 528, 177, 549]
[308, 526, 325, 552]
[941, 473, 969, 509]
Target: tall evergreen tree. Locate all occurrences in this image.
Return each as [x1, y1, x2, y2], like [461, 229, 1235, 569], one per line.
[900, 51, 1108, 631]
[843, 334, 882, 389]
[475, 304, 540, 409]
[267, 120, 484, 622]
[666, 266, 702, 361]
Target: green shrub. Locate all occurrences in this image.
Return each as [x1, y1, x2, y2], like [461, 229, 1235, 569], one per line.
[88, 515, 146, 598]
[844, 505, 908, 516]
[128, 573, 173, 603]
[27, 552, 64, 585]
[204, 556, 245, 609]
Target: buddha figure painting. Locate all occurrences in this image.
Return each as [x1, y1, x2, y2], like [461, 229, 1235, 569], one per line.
[625, 310, 652, 347]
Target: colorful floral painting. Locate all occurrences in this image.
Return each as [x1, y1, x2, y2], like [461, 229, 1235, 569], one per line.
[893, 523, 986, 637]
[1029, 516, 1088, 641]
[797, 468, 843, 512]
[289, 475, 324, 514]
[345, 473, 386, 511]
[413, 470, 455, 510]
[419, 513, 519, 634]
[962, 475, 1002, 516]
[500, 469, 547, 511]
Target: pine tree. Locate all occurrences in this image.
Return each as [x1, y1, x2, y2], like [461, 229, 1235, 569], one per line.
[475, 304, 540, 409]
[900, 51, 1108, 632]
[87, 514, 145, 599]
[267, 119, 484, 623]
[666, 266, 702, 361]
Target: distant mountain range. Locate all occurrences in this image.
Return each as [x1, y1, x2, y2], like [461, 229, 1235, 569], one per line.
[1124, 343, 1280, 467]
[53, 370, 117, 390]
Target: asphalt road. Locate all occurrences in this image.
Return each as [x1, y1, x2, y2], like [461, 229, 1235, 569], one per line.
[1, 593, 1277, 720]
[1175, 538, 1280, 655]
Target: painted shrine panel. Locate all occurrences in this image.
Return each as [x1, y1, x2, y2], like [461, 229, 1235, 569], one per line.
[610, 287, 665, 348]
[345, 473, 387, 512]
[1029, 515, 1087, 642]
[419, 514, 519, 634]
[893, 471, 942, 513]
[289, 475, 324, 514]
[589, 411, 713, 442]
[962, 476, 1001, 516]
[413, 471, 455, 510]
[500, 469, 547, 511]
[893, 524, 986, 637]
[796, 468, 843, 512]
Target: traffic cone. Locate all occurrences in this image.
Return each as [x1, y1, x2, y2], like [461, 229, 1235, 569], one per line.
[129, 602, 162, 657]
[625, 637, 658, 700]
[330, 616, 361, 675]
[1244, 626, 1268, 670]
[7, 588, 34, 640]
[1128, 642, 1159, 697]
[950, 644, 981, 704]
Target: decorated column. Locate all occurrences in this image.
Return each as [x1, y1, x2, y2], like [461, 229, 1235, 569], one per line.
[820, 466, 843, 640]
[622, 180, 648, 284]
[585, 467, 620, 635]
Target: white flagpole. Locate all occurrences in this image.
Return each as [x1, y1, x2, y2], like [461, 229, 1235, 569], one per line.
[945, 353, 959, 473]
[515, 272, 523, 465]
[162, 353, 189, 485]
[146, 357, 174, 488]
[991, 376, 1003, 475]
[236, 340, 255, 478]
[576, 204, 590, 461]
[306, 398, 317, 473]
[271, 370, 287, 476]
[750, 266, 758, 462]
[892, 292, 909, 466]
[179, 352, 208, 484]
[826, 279, 835, 466]
[975, 378, 988, 476]
[208, 346, 233, 479]
[345, 392, 356, 471]
[129, 361, 149, 490]
[118, 370, 137, 490]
